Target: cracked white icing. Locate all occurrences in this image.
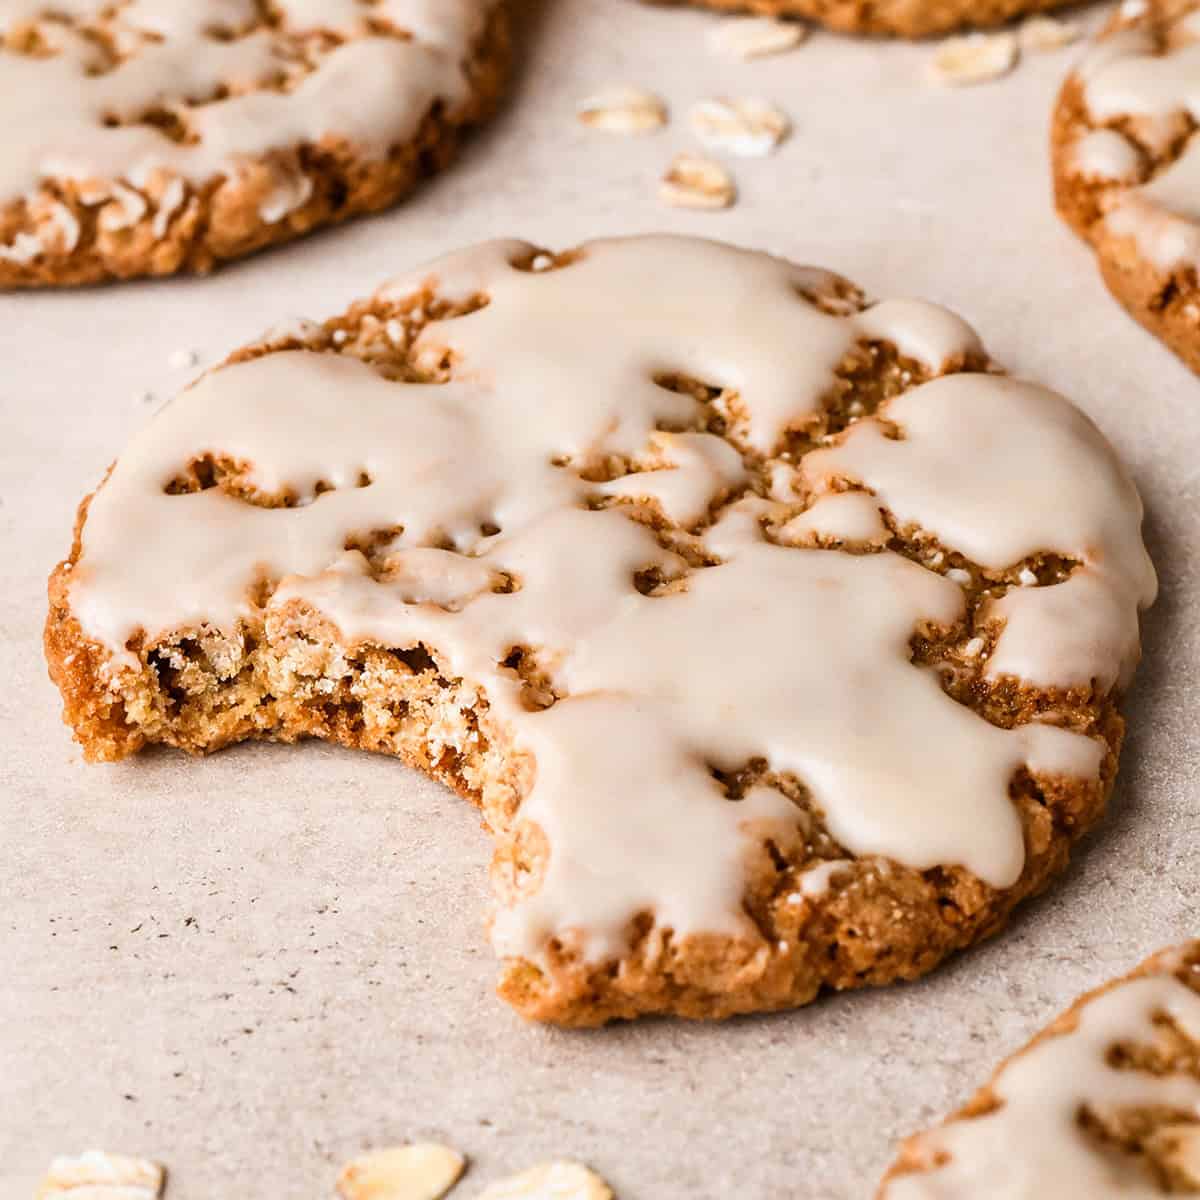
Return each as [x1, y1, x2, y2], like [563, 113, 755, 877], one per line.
[881, 952, 1200, 1199]
[65, 236, 1155, 965]
[0, 0, 493, 249]
[1079, 5, 1200, 269]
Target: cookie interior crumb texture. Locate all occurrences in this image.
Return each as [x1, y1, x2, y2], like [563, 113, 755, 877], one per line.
[1051, 0, 1200, 375]
[643, 0, 1078, 41]
[44, 235, 1156, 1026]
[0, 0, 511, 287]
[877, 941, 1200, 1197]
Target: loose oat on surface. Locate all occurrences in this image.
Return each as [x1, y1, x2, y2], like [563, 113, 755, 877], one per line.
[36, 1150, 164, 1199]
[928, 32, 1019, 85]
[688, 98, 790, 158]
[336, 1143, 467, 1200]
[658, 154, 737, 208]
[576, 86, 667, 134]
[706, 15, 808, 58]
[476, 1162, 613, 1200]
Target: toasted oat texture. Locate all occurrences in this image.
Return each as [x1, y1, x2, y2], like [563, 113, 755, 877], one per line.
[336, 1143, 466, 1200]
[877, 942, 1200, 1197]
[644, 0, 1075, 40]
[46, 235, 1156, 1027]
[1051, 0, 1200, 375]
[0, 1, 510, 287]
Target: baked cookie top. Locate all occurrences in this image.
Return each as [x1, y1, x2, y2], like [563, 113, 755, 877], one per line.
[1054, 0, 1200, 273]
[48, 236, 1156, 1021]
[878, 942, 1200, 1197]
[0, 0, 506, 283]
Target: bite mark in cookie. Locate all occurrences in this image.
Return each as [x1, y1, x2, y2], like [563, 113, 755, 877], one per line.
[878, 942, 1200, 1198]
[0, 0, 510, 286]
[45, 236, 1156, 1025]
[1052, 0, 1200, 374]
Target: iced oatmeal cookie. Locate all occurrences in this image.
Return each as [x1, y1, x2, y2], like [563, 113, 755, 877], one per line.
[0, 0, 510, 286]
[879, 942, 1200, 1197]
[46, 235, 1156, 1025]
[1053, 0, 1200, 374]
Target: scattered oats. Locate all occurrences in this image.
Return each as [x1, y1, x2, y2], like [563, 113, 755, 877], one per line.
[1120, 0, 1148, 17]
[577, 85, 667, 134]
[947, 567, 971, 585]
[477, 1162, 613, 1200]
[659, 153, 736, 210]
[689, 97, 791, 158]
[928, 32, 1018, 86]
[1018, 566, 1038, 586]
[962, 636, 986, 658]
[385, 318, 405, 345]
[707, 15, 807, 59]
[333, 329, 349, 345]
[927, 550, 945, 567]
[786, 891, 804, 904]
[778, 939, 789, 951]
[531, 253, 554, 272]
[168, 347, 198, 370]
[1018, 14, 1079, 51]
[36, 1150, 164, 1199]
[336, 1143, 465, 1200]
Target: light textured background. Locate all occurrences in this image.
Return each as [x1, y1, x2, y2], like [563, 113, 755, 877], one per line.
[2, 2, 1197, 1197]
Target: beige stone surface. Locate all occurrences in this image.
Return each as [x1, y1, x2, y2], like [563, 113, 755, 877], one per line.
[1, 2, 1196, 1197]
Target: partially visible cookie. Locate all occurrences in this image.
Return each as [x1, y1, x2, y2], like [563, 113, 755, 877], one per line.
[0, 1, 510, 287]
[1052, 0, 1200, 374]
[646, 0, 1077, 41]
[878, 942, 1200, 1197]
[46, 236, 1155, 1025]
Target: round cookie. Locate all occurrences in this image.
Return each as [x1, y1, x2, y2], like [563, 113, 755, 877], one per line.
[645, 0, 1078, 41]
[0, 1, 510, 287]
[45, 235, 1156, 1026]
[877, 941, 1200, 1197]
[1052, 0, 1200, 375]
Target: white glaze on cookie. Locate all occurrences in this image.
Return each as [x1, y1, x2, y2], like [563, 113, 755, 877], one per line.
[0, 0, 491, 246]
[1079, 12, 1200, 268]
[881, 956, 1200, 1199]
[66, 236, 1156, 965]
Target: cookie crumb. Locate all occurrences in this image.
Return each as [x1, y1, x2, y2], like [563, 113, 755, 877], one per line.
[477, 1162, 613, 1200]
[688, 98, 791, 158]
[707, 16, 807, 59]
[36, 1150, 164, 1198]
[577, 86, 667, 134]
[659, 153, 736, 210]
[167, 348, 199, 370]
[1018, 14, 1079, 51]
[928, 33, 1018, 85]
[336, 1143, 466, 1200]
